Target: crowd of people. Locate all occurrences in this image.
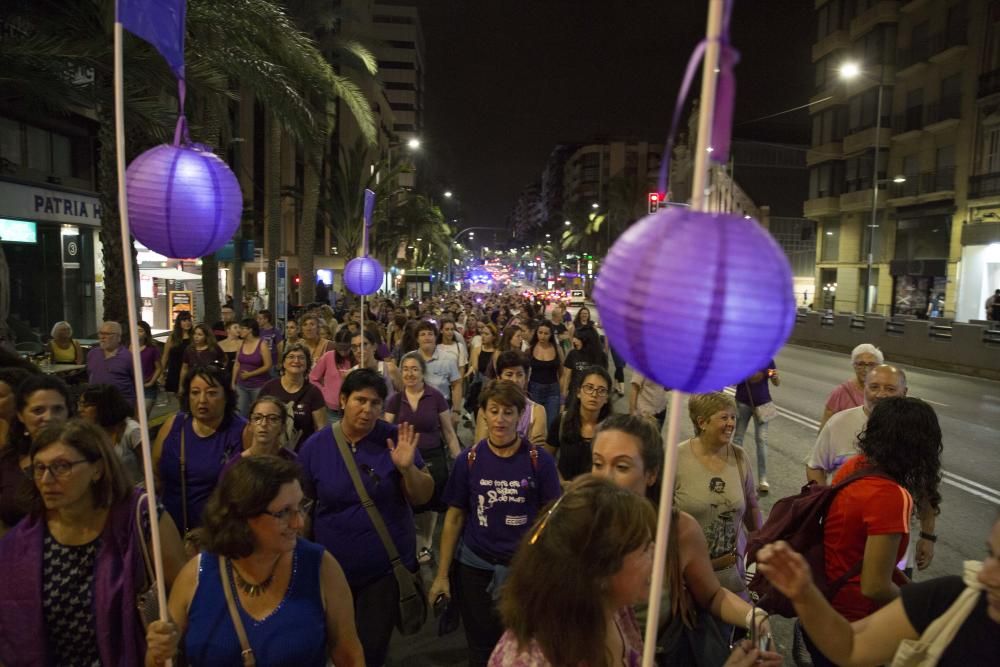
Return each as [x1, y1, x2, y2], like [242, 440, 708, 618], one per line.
[0, 290, 996, 667]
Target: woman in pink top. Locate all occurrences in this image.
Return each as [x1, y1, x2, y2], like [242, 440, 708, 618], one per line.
[308, 328, 354, 420]
[819, 343, 883, 430]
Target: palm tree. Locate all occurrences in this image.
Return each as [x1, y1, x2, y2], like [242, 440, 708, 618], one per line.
[2, 0, 371, 322]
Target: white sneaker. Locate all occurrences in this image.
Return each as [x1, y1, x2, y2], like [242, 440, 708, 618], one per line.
[757, 480, 770, 494]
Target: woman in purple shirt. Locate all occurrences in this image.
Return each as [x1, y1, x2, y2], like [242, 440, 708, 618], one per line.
[136, 320, 162, 416]
[153, 365, 248, 538]
[385, 351, 462, 564]
[732, 359, 780, 494]
[232, 317, 273, 417]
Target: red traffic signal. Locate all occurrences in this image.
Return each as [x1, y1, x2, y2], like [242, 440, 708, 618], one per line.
[293, 275, 301, 285]
[648, 192, 660, 214]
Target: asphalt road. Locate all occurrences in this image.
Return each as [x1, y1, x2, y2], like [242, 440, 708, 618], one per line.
[385, 306, 1000, 666]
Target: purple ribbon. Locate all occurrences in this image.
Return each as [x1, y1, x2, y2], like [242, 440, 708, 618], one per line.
[172, 79, 190, 147]
[656, 0, 739, 199]
[363, 188, 375, 255]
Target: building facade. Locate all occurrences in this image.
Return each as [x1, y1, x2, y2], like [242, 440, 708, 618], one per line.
[806, 0, 996, 320]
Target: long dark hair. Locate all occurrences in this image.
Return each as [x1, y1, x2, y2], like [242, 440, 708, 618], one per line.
[573, 327, 606, 367]
[857, 396, 942, 515]
[529, 321, 564, 364]
[168, 311, 192, 346]
[560, 366, 613, 448]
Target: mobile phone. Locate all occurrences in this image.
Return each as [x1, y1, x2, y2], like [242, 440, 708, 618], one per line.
[433, 593, 449, 618]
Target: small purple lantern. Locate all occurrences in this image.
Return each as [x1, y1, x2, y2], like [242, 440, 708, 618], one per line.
[126, 143, 242, 258]
[344, 256, 383, 296]
[593, 208, 795, 393]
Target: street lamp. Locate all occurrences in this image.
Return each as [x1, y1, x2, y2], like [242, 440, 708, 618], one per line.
[406, 137, 421, 150]
[591, 202, 599, 209]
[444, 190, 453, 198]
[840, 60, 885, 314]
[446, 226, 506, 285]
[564, 220, 571, 226]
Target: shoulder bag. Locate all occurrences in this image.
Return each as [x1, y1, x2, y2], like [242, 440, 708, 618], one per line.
[744, 379, 778, 423]
[219, 556, 257, 666]
[891, 561, 984, 667]
[332, 423, 428, 635]
[134, 492, 160, 629]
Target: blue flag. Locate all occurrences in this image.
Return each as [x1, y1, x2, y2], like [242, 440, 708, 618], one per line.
[117, 0, 187, 79]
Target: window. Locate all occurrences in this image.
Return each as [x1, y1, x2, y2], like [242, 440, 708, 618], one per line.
[821, 220, 840, 262]
[983, 126, 1000, 173]
[373, 14, 414, 25]
[385, 81, 416, 91]
[26, 125, 50, 172]
[0, 117, 20, 166]
[385, 40, 415, 50]
[902, 153, 920, 179]
[809, 161, 843, 199]
[51, 134, 71, 177]
[811, 107, 845, 146]
[378, 60, 415, 70]
[816, 0, 845, 40]
[911, 20, 930, 61]
[861, 25, 897, 66]
[848, 88, 891, 133]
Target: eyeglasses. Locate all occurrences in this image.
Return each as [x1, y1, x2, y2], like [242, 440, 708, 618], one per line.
[249, 413, 283, 425]
[261, 499, 314, 523]
[25, 459, 89, 480]
[852, 361, 878, 368]
[580, 384, 609, 398]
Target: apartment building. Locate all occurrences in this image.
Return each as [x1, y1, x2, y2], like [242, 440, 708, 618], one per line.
[806, 0, 996, 320]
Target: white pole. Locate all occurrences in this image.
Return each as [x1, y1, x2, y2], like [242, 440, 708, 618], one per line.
[641, 1, 725, 664]
[114, 19, 171, 639]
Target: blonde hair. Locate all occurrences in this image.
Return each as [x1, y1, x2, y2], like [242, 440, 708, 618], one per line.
[687, 392, 736, 435]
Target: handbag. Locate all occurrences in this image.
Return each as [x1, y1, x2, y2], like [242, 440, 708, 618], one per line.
[219, 556, 257, 666]
[134, 492, 159, 629]
[743, 380, 778, 423]
[332, 423, 428, 635]
[890, 561, 984, 667]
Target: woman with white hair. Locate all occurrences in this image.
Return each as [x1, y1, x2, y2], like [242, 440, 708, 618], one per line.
[46, 321, 83, 365]
[819, 343, 883, 430]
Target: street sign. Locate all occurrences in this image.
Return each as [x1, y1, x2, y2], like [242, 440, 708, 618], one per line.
[275, 259, 287, 321]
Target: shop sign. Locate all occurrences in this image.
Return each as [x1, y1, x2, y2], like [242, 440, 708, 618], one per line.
[169, 290, 194, 318]
[0, 181, 102, 226]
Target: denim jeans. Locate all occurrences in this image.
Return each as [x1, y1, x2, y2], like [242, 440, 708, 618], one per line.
[733, 401, 768, 482]
[235, 385, 262, 418]
[528, 381, 561, 436]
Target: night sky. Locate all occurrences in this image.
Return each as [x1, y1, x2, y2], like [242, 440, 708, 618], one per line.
[413, 0, 814, 237]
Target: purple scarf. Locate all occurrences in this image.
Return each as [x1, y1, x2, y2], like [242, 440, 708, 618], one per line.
[0, 489, 147, 665]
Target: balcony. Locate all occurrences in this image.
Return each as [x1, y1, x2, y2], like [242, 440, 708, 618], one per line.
[850, 1, 900, 40]
[843, 120, 893, 154]
[840, 188, 886, 213]
[891, 107, 925, 140]
[896, 39, 932, 77]
[807, 141, 844, 166]
[928, 23, 968, 63]
[924, 96, 962, 131]
[813, 29, 851, 62]
[888, 167, 956, 202]
[969, 172, 1000, 200]
[804, 196, 841, 219]
[979, 69, 1000, 100]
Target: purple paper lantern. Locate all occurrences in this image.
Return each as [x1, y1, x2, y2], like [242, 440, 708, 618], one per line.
[126, 144, 242, 258]
[344, 256, 383, 296]
[593, 208, 795, 393]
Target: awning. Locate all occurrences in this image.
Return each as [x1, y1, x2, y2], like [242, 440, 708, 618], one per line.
[140, 268, 202, 280]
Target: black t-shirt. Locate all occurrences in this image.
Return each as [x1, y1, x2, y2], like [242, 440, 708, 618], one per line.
[900, 575, 1000, 665]
[259, 378, 326, 450]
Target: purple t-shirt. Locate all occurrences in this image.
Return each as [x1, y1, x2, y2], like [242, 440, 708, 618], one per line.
[443, 439, 561, 563]
[385, 386, 448, 451]
[237, 339, 269, 389]
[734, 359, 776, 407]
[259, 326, 283, 361]
[297, 420, 425, 588]
[139, 345, 161, 384]
[86, 345, 136, 405]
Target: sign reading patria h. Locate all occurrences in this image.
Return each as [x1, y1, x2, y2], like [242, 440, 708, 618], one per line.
[0, 180, 103, 226]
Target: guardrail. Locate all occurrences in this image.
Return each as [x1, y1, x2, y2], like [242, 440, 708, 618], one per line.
[788, 311, 1000, 379]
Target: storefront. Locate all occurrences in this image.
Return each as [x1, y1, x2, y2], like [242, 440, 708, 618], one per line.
[0, 179, 100, 341]
[956, 217, 1000, 322]
[890, 204, 953, 318]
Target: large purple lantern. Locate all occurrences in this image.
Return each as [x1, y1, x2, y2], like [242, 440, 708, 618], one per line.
[593, 208, 795, 393]
[344, 256, 383, 296]
[126, 143, 242, 258]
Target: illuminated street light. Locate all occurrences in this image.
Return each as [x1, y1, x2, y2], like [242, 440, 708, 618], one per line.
[407, 137, 421, 150]
[893, 175, 907, 183]
[591, 202, 599, 209]
[444, 191, 453, 198]
[564, 220, 571, 226]
[838, 61, 861, 80]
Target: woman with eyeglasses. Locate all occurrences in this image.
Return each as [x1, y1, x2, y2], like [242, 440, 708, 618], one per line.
[553, 365, 613, 482]
[309, 327, 355, 422]
[221, 398, 297, 478]
[350, 329, 402, 398]
[162, 312, 193, 399]
[152, 365, 248, 537]
[429, 380, 561, 667]
[260, 344, 327, 450]
[0, 373, 70, 537]
[0, 419, 185, 666]
[561, 327, 607, 402]
[145, 455, 365, 667]
[819, 343, 884, 430]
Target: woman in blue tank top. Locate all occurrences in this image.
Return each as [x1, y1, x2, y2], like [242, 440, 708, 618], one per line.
[145, 456, 364, 667]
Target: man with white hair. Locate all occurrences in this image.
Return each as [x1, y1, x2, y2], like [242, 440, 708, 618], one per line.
[86, 320, 136, 407]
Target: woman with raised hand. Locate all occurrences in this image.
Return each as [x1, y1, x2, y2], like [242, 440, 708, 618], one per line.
[0, 419, 184, 666]
[144, 456, 364, 667]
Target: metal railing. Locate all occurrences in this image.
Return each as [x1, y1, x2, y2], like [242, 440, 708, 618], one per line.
[925, 96, 961, 125]
[979, 69, 1000, 98]
[892, 107, 924, 134]
[889, 167, 955, 198]
[969, 172, 1000, 199]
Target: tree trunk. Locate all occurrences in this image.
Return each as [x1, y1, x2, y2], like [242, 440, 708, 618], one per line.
[97, 118, 130, 324]
[201, 254, 221, 324]
[265, 117, 282, 314]
[298, 155, 319, 305]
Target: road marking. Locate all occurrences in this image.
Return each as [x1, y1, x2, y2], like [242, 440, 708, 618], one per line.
[722, 387, 1000, 505]
[921, 398, 950, 407]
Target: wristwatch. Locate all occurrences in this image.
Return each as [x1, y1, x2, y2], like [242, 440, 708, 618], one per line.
[919, 531, 938, 542]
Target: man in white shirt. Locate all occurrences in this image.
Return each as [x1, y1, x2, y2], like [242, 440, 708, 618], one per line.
[805, 363, 908, 484]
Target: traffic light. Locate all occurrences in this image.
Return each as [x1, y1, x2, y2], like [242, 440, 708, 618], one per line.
[293, 275, 301, 285]
[648, 192, 660, 214]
